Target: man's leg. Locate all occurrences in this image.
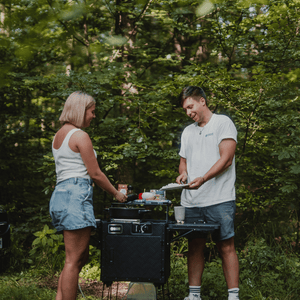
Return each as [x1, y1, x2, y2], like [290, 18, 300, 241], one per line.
[217, 236, 239, 289]
[188, 237, 206, 286]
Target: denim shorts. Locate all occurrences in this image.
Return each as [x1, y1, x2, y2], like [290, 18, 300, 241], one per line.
[185, 201, 236, 242]
[49, 178, 97, 232]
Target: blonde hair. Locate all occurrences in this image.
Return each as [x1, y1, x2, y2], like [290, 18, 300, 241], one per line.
[59, 91, 95, 127]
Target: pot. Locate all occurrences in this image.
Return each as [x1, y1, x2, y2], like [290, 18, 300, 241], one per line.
[106, 207, 151, 219]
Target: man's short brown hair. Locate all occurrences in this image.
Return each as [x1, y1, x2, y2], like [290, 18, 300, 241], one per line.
[178, 86, 207, 107]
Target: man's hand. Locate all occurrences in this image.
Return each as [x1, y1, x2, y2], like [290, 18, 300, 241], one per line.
[187, 177, 205, 189]
[176, 172, 188, 184]
[177, 157, 188, 184]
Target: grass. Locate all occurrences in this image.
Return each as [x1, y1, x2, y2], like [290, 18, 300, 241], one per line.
[0, 269, 128, 300]
[0, 273, 56, 300]
[0, 270, 56, 300]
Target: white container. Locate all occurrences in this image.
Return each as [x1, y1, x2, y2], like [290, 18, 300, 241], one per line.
[174, 206, 185, 223]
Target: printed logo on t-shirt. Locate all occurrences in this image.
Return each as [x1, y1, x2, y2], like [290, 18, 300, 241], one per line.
[205, 133, 213, 137]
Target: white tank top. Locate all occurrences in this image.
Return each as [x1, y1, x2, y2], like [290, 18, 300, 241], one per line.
[52, 128, 97, 184]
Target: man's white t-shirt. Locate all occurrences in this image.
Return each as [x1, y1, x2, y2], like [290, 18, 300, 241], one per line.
[179, 114, 237, 208]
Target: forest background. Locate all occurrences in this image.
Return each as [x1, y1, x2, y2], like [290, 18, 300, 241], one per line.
[1, 0, 300, 299]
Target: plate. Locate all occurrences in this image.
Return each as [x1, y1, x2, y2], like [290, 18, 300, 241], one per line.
[160, 183, 189, 190]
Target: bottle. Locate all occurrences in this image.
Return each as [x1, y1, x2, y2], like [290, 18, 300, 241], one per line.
[126, 185, 138, 202]
[127, 185, 133, 195]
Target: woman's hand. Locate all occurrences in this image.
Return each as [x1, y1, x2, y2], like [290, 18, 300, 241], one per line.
[114, 191, 127, 203]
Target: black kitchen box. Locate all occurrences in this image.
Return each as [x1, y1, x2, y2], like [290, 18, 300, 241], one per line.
[100, 220, 170, 286]
[0, 209, 11, 272]
[0, 209, 10, 249]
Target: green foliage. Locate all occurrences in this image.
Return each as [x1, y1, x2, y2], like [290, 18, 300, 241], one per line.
[6, 225, 33, 270]
[0, 271, 56, 300]
[166, 250, 189, 299]
[201, 258, 227, 300]
[29, 225, 101, 278]
[30, 225, 65, 273]
[38, 153, 56, 195]
[1, 238, 300, 300]
[239, 238, 300, 299]
[167, 237, 300, 300]
[0, 284, 56, 300]
[4, 206, 54, 272]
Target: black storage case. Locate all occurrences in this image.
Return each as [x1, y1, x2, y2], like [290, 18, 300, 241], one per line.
[0, 210, 10, 249]
[100, 220, 170, 286]
[0, 209, 11, 272]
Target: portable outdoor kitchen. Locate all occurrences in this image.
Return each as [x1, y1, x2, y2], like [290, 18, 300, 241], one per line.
[96, 198, 220, 287]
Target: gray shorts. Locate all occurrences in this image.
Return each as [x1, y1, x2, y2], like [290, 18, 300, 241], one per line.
[185, 200, 236, 242]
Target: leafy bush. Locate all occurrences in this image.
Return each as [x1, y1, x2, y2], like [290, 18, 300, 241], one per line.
[167, 251, 188, 299]
[165, 236, 300, 300]
[239, 238, 300, 299]
[3, 224, 32, 272]
[29, 225, 102, 280]
[201, 258, 227, 300]
[30, 224, 65, 273]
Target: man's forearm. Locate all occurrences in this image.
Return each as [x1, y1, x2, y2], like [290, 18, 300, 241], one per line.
[202, 157, 232, 182]
[203, 139, 236, 182]
[179, 158, 188, 176]
[176, 157, 188, 184]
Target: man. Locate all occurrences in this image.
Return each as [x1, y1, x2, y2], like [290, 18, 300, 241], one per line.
[176, 86, 239, 300]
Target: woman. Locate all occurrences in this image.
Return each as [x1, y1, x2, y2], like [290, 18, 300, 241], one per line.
[49, 91, 127, 300]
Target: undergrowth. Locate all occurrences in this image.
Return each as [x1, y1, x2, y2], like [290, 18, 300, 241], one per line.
[0, 271, 56, 300]
[2, 222, 300, 300]
[166, 238, 300, 300]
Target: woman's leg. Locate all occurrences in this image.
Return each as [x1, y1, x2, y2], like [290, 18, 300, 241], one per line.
[56, 227, 92, 300]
